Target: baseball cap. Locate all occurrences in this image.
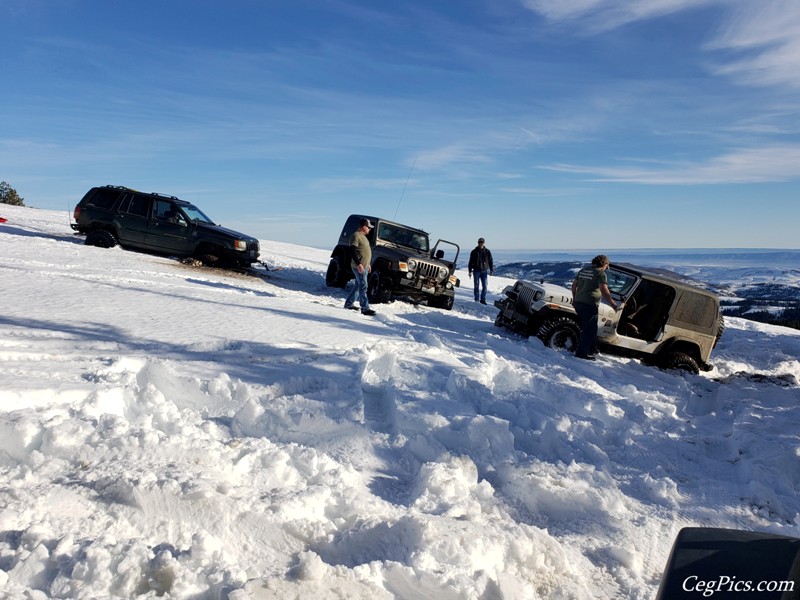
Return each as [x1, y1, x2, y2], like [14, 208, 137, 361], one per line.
[359, 218, 375, 229]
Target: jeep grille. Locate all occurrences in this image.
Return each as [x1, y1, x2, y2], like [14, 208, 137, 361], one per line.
[514, 283, 537, 312]
[416, 261, 440, 280]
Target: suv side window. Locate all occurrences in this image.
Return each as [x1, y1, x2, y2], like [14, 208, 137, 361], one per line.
[152, 199, 179, 221]
[672, 291, 717, 329]
[87, 188, 121, 209]
[119, 193, 150, 218]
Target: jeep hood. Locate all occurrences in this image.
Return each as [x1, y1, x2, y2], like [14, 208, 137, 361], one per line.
[196, 222, 258, 242]
[523, 280, 571, 299]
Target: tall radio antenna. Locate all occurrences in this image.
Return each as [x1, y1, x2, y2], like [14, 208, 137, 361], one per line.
[394, 156, 417, 220]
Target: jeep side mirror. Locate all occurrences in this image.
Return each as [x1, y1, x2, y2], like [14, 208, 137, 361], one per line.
[435, 249, 444, 259]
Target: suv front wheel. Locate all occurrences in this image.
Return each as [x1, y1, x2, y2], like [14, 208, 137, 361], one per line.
[367, 271, 392, 304]
[428, 294, 454, 310]
[537, 317, 580, 352]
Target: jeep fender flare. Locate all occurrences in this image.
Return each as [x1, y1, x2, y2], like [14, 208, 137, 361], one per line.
[654, 338, 705, 369]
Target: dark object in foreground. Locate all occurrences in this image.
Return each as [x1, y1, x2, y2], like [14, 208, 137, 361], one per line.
[656, 527, 800, 599]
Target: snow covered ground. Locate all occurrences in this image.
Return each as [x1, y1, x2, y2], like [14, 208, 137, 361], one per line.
[1, 204, 799, 599]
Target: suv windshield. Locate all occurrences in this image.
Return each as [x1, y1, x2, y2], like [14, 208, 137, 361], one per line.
[181, 204, 214, 224]
[376, 222, 429, 253]
[606, 268, 639, 296]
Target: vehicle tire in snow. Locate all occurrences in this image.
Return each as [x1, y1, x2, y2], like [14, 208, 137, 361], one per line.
[84, 230, 117, 248]
[714, 315, 725, 348]
[428, 294, 454, 310]
[194, 243, 222, 267]
[537, 317, 580, 352]
[325, 258, 348, 288]
[663, 351, 700, 374]
[367, 271, 392, 304]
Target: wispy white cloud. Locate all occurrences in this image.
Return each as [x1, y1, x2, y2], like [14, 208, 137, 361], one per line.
[541, 145, 800, 184]
[520, 0, 716, 31]
[521, 0, 800, 89]
[706, 0, 800, 89]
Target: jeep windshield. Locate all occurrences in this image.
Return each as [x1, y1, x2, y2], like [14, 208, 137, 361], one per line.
[376, 222, 429, 253]
[181, 204, 214, 225]
[606, 268, 639, 297]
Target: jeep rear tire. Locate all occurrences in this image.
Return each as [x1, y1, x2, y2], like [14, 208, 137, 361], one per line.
[537, 317, 580, 352]
[367, 271, 392, 304]
[663, 351, 700, 374]
[714, 315, 725, 348]
[84, 230, 117, 248]
[325, 258, 348, 288]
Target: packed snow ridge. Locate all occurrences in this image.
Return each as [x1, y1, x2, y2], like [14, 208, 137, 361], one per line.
[1, 204, 799, 599]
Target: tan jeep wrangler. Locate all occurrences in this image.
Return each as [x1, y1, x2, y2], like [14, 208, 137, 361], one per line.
[494, 263, 723, 373]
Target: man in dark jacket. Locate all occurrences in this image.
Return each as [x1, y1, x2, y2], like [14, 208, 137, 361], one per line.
[468, 237, 494, 304]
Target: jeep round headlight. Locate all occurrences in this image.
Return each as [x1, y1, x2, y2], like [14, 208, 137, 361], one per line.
[407, 259, 417, 270]
[438, 266, 448, 281]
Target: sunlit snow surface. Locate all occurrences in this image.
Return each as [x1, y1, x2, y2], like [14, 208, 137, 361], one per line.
[1, 204, 799, 599]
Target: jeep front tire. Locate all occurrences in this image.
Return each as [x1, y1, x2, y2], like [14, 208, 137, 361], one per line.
[367, 271, 392, 304]
[428, 294, 454, 310]
[537, 317, 580, 352]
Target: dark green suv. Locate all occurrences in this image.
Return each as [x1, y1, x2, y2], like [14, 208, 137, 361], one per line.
[71, 185, 260, 267]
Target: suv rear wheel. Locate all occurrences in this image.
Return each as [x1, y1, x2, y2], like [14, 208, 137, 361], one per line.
[325, 258, 349, 288]
[537, 317, 580, 352]
[84, 230, 117, 248]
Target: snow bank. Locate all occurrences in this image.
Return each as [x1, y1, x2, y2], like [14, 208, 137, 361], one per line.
[1, 204, 799, 599]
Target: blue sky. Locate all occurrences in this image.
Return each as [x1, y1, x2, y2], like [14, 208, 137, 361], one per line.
[2, 0, 799, 250]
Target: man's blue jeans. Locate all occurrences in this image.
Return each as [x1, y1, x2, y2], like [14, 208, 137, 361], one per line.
[574, 301, 599, 357]
[473, 270, 489, 302]
[345, 267, 370, 310]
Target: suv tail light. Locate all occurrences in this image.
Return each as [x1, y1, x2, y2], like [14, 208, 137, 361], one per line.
[73, 206, 81, 221]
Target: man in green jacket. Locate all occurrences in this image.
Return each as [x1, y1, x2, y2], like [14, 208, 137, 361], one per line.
[343, 218, 377, 316]
[571, 255, 618, 360]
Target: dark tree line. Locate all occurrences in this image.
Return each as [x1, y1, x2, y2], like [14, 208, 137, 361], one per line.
[0, 181, 25, 206]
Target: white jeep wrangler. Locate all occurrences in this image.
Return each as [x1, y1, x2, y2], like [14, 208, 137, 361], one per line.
[494, 263, 723, 373]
